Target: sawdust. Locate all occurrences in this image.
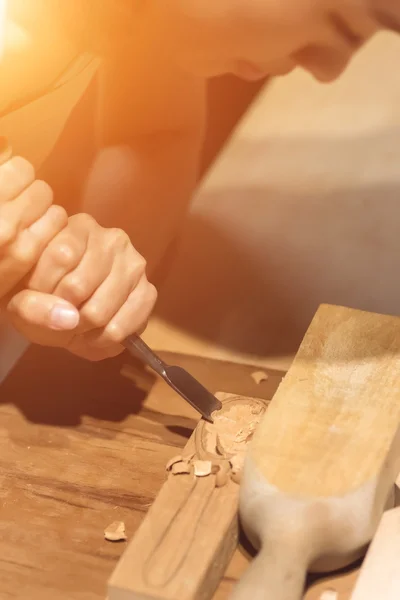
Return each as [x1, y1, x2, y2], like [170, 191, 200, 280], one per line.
[104, 521, 127, 542]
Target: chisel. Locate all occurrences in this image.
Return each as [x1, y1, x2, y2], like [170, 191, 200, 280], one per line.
[123, 335, 222, 422]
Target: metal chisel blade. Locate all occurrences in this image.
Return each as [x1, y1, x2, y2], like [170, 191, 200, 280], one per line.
[163, 365, 222, 422]
[122, 335, 222, 422]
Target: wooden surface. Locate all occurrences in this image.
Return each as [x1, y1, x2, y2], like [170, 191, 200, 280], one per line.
[109, 392, 266, 600]
[0, 345, 283, 600]
[350, 507, 400, 600]
[252, 304, 400, 496]
[233, 304, 400, 600]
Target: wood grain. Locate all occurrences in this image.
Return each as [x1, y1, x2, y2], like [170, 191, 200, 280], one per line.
[350, 507, 400, 599]
[108, 393, 267, 600]
[0, 345, 282, 600]
[2, 341, 391, 600]
[233, 304, 400, 600]
[251, 304, 400, 496]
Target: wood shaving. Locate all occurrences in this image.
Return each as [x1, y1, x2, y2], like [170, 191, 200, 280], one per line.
[319, 591, 338, 600]
[193, 460, 212, 477]
[166, 455, 183, 471]
[215, 462, 231, 488]
[251, 370, 269, 384]
[104, 521, 127, 542]
[208, 403, 265, 457]
[171, 461, 191, 475]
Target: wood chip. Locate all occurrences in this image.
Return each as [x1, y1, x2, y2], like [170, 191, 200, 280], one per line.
[171, 460, 191, 475]
[166, 455, 183, 471]
[319, 591, 338, 600]
[251, 370, 269, 384]
[193, 460, 212, 477]
[104, 521, 127, 542]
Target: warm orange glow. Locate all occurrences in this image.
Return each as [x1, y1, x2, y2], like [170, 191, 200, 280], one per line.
[0, 0, 6, 59]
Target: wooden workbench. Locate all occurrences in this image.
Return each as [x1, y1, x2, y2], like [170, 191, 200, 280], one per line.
[0, 345, 367, 599]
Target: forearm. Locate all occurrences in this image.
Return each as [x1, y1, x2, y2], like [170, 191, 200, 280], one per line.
[80, 129, 203, 275]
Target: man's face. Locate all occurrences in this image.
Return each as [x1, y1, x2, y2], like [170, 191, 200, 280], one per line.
[152, 0, 398, 82]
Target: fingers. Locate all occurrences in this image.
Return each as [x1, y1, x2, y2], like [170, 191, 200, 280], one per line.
[0, 155, 35, 203]
[27, 217, 90, 294]
[7, 290, 80, 349]
[51, 247, 111, 307]
[20, 214, 157, 362]
[65, 340, 125, 362]
[84, 273, 158, 348]
[0, 205, 68, 297]
[76, 242, 146, 331]
[0, 179, 54, 247]
[0, 156, 39, 248]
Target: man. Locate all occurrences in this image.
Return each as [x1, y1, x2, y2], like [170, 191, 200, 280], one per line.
[1, 0, 398, 361]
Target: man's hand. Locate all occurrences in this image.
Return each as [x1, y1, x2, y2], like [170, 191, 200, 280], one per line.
[7, 213, 158, 361]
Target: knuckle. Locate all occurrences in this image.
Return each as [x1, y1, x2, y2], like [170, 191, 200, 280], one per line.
[18, 292, 38, 316]
[0, 156, 35, 191]
[147, 283, 158, 306]
[7, 156, 35, 181]
[58, 274, 90, 305]
[82, 303, 108, 328]
[70, 212, 95, 229]
[50, 205, 69, 227]
[9, 292, 31, 318]
[147, 283, 158, 302]
[0, 218, 17, 247]
[9, 236, 37, 267]
[103, 322, 124, 344]
[129, 254, 147, 277]
[48, 241, 78, 268]
[30, 179, 54, 209]
[108, 227, 130, 247]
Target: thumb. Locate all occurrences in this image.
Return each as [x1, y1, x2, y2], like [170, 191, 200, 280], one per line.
[7, 290, 80, 331]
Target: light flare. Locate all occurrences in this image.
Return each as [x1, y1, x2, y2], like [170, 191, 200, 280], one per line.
[0, 0, 6, 60]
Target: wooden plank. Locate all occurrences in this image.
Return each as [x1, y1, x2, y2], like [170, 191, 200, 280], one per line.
[108, 393, 268, 600]
[232, 304, 400, 600]
[350, 507, 400, 600]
